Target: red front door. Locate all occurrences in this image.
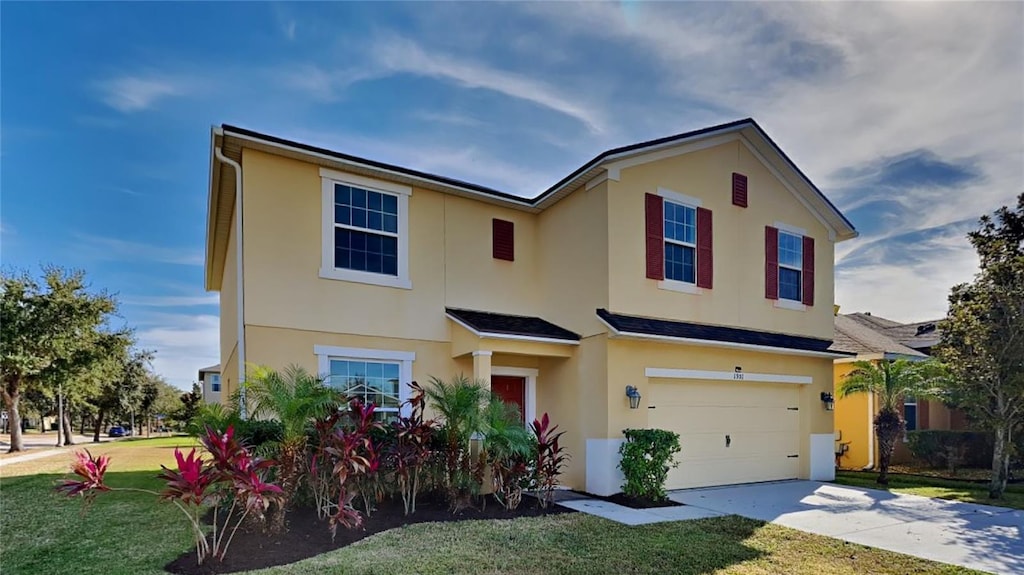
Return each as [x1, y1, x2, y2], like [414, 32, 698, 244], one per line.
[491, 375, 526, 423]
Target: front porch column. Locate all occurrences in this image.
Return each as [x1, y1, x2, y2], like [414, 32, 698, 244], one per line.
[472, 350, 493, 390]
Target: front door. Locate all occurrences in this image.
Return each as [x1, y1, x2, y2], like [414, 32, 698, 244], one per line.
[491, 375, 526, 423]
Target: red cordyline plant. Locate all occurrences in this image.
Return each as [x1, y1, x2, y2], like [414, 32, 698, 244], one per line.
[531, 413, 568, 509]
[387, 381, 436, 515]
[309, 410, 343, 520]
[321, 399, 383, 539]
[55, 426, 282, 566]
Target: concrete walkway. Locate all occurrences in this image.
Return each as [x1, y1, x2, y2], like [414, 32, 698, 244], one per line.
[555, 492, 722, 525]
[670, 480, 1023, 575]
[0, 433, 112, 468]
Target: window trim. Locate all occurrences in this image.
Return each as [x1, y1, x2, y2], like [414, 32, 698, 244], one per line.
[904, 396, 918, 431]
[777, 230, 804, 303]
[319, 168, 412, 289]
[314, 345, 415, 416]
[660, 193, 700, 288]
[209, 374, 221, 393]
[491, 366, 538, 429]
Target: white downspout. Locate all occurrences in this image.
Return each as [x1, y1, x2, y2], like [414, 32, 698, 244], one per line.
[214, 146, 246, 419]
[862, 390, 875, 470]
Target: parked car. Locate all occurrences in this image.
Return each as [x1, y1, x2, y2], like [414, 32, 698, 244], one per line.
[108, 426, 127, 438]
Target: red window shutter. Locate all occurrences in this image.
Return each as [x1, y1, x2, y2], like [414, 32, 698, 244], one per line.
[645, 193, 664, 280]
[732, 173, 748, 207]
[765, 226, 779, 300]
[492, 219, 514, 261]
[919, 400, 930, 430]
[696, 207, 713, 289]
[801, 235, 815, 306]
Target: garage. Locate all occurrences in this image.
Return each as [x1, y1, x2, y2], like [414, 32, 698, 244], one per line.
[649, 379, 801, 489]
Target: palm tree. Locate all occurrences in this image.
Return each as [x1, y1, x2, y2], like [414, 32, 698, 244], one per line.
[244, 364, 342, 531]
[425, 375, 489, 511]
[425, 374, 537, 511]
[482, 397, 534, 510]
[838, 359, 947, 485]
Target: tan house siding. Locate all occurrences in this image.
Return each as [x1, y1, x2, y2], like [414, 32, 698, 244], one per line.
[606, 140, 835, 340]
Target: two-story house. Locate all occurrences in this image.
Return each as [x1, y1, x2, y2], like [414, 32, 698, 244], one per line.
[204, 118, 857, 495]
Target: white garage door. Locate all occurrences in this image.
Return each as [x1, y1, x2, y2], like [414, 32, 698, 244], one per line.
[649, 380, 801, 489]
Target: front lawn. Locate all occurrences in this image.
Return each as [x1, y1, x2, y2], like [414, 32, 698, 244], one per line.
[834, 470, 1024, 510]
[0, 440, 981, 575]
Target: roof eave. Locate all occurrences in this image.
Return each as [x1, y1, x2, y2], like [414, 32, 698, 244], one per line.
[205, 127, 222, 292]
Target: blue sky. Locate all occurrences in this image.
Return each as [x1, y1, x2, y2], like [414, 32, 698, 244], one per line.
[2, 2, 1022, 388]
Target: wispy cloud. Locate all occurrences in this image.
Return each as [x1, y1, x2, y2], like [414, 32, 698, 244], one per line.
[73, 233, 204, 266]
[95, 74, 186, 113]
[134, 312, 219, 389]
[371, 36, 608, 135]
[123, 294, 219, 307]
[99, 185, 144, 198]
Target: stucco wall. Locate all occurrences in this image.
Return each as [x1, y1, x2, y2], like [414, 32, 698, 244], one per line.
[833, 362, 873, 469]
[606, 338, 835, 480]
[606, 139, 836, 340]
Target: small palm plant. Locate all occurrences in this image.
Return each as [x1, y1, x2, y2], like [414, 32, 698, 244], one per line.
[425, 374, 489, 512]
[838, 359, 947, 484]
[244, 364, 343, 531]
[482, 398, 534, 511]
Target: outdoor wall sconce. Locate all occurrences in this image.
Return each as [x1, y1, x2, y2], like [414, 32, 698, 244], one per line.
[820, 392, 835, 411]
[625, 385, 642, 409]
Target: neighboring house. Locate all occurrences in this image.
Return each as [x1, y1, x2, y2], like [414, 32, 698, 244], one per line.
[831, 313, 967, 470]
[204, 118, 857, 494]
[198, 364, 222, 405]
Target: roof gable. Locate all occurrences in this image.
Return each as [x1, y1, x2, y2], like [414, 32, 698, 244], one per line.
[207, 119, 857, 289]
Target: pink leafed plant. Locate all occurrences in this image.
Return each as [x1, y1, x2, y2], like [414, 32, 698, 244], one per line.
[55, 450, 111, 502]
[54, 425, 282, 566]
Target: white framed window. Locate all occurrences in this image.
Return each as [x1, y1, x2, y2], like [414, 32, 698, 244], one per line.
[904, 396, 918, 432]
[664, 200, 697, 285]
[778, 231, 803, 302]
[209, 374, 221, 393]
[314, 345, 414, 421]
[320, 168, 412, 289]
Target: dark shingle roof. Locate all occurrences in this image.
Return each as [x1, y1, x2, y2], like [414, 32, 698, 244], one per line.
[446, 308, 580, 342]
[830, 315, 927, 357]
[843, 313, 942, 352]
[597, 309, 844, 354]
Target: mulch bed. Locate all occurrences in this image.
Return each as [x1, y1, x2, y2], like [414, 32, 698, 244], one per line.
[165, 493, 572, 575]
[577, 490, 683, 509]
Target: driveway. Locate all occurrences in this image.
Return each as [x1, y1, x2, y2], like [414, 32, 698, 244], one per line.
[670, 480, 1022, 575]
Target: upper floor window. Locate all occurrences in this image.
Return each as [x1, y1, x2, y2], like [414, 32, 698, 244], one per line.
[778, 231, 803, 301]
[664, 201, 697, 284]
[209, 374, 221, 393]
[765, 224, 814, 308]
[645, 190, 713, 291]
[334, 184, 399, 276]
[320, 168, 411, 289]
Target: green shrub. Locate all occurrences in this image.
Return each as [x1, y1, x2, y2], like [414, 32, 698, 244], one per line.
[235, 419, 284, 451]
[906, 430, 993, 470]
[618, 428, 681, 501]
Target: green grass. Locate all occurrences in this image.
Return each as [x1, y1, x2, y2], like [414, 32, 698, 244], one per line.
[0, 441, 984, 575]
[834, 470, 1024, 510]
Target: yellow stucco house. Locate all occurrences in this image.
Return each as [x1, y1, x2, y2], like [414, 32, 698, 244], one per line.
[831, 313, 967, 470]
[204, 118, 857, 495]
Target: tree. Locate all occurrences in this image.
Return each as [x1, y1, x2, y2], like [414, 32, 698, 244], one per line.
[838, 359, 946, 485]
[91, 348, 151, 443]
[1, 267, 120, 452]
[178, 383, 204, 424]
[244, 364, 342, 531]
[938, 194, 1024, 499]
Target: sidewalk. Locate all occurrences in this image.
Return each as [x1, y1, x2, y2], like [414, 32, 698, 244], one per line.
[0, 432, 112, 468]
[554, 491, 721, 525]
